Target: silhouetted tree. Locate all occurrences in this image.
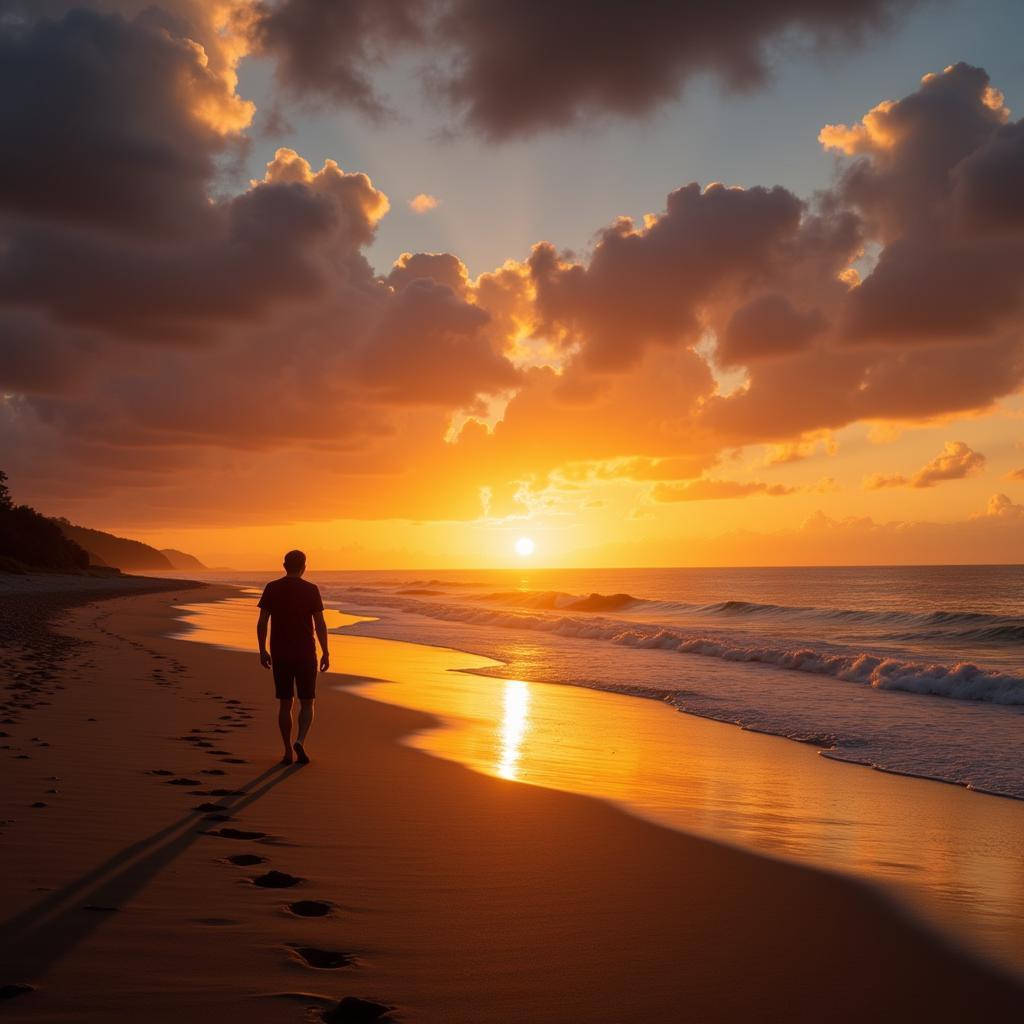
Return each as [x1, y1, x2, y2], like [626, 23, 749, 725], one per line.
[0, 470, 90, 572]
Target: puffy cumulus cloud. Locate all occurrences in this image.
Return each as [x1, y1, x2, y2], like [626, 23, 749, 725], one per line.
[652, 479, 796, 502]
[704, 65, 1024, 446]
[529, 183, 807, 373]
[246, 0, 917, 138]
[821, 63, 1011, 240]
[978, 493, 1024, 519]
[863, 440, 986, 490]
[0, 148, 389, 340]
[821, 64, 1024, 347]
[409, 193, 439, 214]
[387, 252, 468, 295]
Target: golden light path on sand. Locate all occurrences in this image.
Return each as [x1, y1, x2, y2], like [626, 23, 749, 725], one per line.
[173, 594, 1024, 978]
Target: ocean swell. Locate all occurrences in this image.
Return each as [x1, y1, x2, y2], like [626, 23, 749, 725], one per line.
[335, 592, 1024, 706]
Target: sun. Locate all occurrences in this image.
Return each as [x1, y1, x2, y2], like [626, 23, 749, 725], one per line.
[514, 536, 535, 557]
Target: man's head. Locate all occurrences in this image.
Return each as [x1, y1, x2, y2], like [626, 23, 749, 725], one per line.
[283, 549, 307, 576]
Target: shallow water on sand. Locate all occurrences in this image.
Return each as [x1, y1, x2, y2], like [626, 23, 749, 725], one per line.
[176, 567, 1024, 800]
[173, 594, 1024, 978]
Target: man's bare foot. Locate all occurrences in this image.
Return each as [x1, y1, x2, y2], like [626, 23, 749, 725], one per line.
[293, 741, 310, 765]
[280, 752, 294, 765]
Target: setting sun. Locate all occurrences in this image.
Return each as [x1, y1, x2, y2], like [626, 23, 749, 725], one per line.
[3, 5, 1024, 1019]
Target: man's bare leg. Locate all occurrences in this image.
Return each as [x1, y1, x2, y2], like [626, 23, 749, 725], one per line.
[293, 699, 314, 764]
[278, 697, 294, 764]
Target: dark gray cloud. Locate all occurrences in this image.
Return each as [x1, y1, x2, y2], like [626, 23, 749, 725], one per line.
[252, 0, 428, 115]
[249, 0, 918, 137]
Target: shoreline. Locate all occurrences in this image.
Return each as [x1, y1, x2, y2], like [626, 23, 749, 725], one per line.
[2, 581, 1022, 1021]
[175, 591, 1024, 980]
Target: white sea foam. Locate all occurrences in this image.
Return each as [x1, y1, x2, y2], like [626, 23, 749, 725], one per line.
[182, 567, 1024, 799]
[332, 591, 1024, 706]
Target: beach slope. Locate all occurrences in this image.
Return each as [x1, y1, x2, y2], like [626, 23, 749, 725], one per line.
[1, 582, 1021, 1022]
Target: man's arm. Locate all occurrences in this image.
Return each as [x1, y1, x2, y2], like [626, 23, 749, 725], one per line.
[314, 609, 329, 672]
[257, 607, 271, 668]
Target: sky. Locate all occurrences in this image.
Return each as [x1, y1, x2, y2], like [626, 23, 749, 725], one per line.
[1, 0, 1024, 569]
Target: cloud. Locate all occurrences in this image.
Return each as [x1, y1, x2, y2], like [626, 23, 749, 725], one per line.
[0, 7, 249, 237]
[863, 440, 986, 489]
[652, 479, 796, 502]
[1, 9, 1023, 544]
[718, 293, 827, 366]
[764, 432, 838, 465]
[250, 0, 427, 116]
[582, 495, 1024, 567]
[409, 193, 439, 213]
[980, 493, 1024, 519]
[245, 0, 918, 138]
[528, 182, 807, 372]
[824, 64, 1024, 346]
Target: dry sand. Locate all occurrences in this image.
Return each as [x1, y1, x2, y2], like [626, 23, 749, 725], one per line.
[1, 580, 1022, 1021]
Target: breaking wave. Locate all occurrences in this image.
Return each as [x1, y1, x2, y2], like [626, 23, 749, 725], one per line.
[335, 592, 1024, 706]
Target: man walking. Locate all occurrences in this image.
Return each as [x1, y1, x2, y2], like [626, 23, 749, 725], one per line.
[257, 550, 329, 764]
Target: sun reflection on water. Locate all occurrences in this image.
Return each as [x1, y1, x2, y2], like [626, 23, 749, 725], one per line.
[496, 680, 530, 780]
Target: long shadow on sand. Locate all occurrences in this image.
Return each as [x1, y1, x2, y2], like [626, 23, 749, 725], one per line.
[0, 762, 298, 983]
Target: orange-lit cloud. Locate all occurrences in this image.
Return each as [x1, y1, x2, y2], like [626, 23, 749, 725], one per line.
[863, 440, 986, 489]
[652, 479, 797, 502]
[409, 193, 439, 213]
[1, 8, 1023, 569]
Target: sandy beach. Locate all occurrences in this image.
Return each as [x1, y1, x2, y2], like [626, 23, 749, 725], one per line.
[2, 579, 1023, 1022]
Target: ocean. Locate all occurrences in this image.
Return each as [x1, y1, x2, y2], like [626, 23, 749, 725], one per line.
[194, 564, 1024, 800]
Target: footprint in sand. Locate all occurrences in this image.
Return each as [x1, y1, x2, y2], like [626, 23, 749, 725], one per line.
[288, 946, 356, 970]
[220, 758, 247, 764]
[252, 870, 303, 889]
[147, 769, 176, 776]
[226, 853, 266, 866]
[194, 802, 230, 812]
[166, 778, 202, 786]
[0, 983, 35, 1001]
[322, 996, 395, 1022]
[287, 899, 332, 917]
[200, 768, 227, 776]
[202, 788, 246, 797]
[205, 827, 268, 841]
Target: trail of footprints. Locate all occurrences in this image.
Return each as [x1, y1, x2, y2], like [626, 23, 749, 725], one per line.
[2, 600, 190, 831]
[144, 692, 396, 1023]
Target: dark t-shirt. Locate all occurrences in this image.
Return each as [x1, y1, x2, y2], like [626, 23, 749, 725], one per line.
[258, 576, 324, 661]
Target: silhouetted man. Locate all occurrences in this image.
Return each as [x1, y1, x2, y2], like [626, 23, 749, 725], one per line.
[257, 549, 329, 764]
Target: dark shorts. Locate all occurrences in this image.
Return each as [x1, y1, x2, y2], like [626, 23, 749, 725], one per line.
[272, 657, 317, 700]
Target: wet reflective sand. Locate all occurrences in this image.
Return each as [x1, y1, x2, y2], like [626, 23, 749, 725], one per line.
[174, 594, 1024, 976]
